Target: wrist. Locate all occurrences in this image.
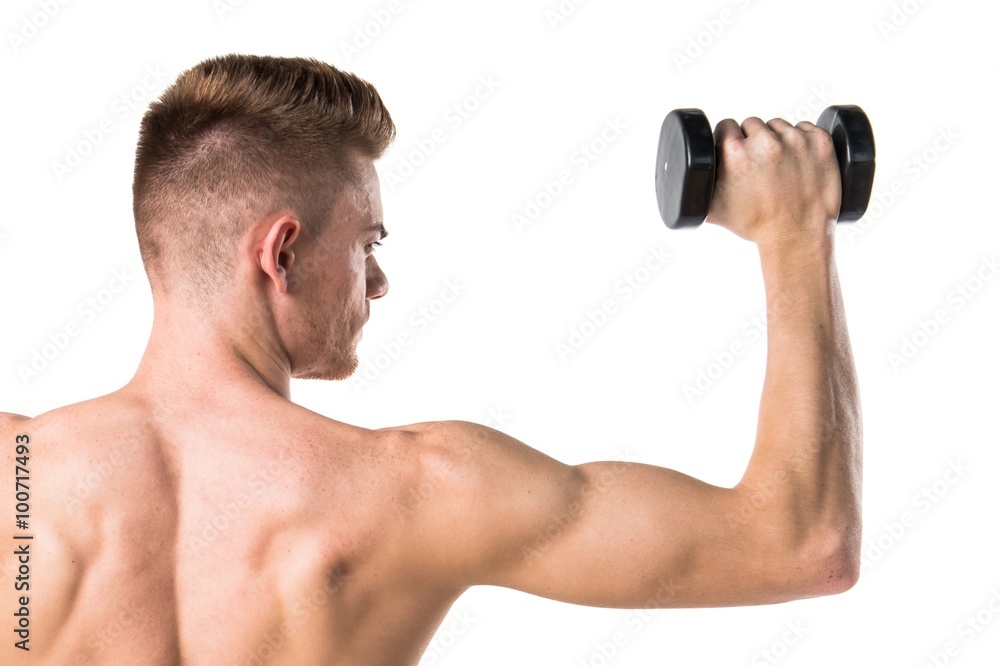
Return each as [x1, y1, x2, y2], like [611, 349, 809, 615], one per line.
[756, 223, 836, 265]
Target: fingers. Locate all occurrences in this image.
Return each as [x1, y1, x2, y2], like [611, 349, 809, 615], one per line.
[795, 119, 836, 154]
[766, 117, 794, 134]
[718, 115, 824, 152]
[713, 118, 744, 146]
[740, 116, 769, 137]
[767, 118, 824, 151]
[717, 116, 805, 145]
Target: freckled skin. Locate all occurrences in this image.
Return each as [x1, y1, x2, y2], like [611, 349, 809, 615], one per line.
[0, 122, 862, 663]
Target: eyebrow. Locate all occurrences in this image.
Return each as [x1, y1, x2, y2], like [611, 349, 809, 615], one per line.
[367, 222, 389, 241]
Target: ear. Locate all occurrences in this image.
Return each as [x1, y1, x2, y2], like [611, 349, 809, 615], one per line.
[258, 215, 301, 295]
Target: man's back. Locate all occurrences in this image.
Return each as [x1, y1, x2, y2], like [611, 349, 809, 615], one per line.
[3, 391, 457, 664]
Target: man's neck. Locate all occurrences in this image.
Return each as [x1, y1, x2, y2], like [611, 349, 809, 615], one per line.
[128, 301, 292, 402]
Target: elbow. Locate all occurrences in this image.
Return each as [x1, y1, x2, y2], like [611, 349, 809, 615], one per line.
[815, 550, 860, 596]
[798, 527, 861, 597]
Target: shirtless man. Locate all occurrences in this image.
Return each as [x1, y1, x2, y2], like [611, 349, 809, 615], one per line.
[2, 55, 861, 664]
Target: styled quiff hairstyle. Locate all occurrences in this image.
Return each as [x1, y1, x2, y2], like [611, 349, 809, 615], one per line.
[132, 54, 395, 301]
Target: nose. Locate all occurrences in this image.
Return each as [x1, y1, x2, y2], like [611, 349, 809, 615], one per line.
[367, 257, 389, 300]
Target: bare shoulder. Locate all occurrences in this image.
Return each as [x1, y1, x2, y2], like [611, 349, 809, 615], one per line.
[0, 411, 31, 425]
[377, 418, 579, 494]
[367, 420, 476, 491]
[0, 394, 132, 449]
[376, 418, 541, 457]
[0, 413, 32, 470]
[376, 420, 585, 585]
[374, 420, 540, 491]
[0, 411, 31, 440]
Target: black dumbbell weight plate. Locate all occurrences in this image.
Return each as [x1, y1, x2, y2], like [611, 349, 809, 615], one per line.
[655, 109, 716, 229]
[815, 105, 876, 222]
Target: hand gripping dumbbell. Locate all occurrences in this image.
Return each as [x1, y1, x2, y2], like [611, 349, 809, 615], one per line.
[654, 105, 876, 229]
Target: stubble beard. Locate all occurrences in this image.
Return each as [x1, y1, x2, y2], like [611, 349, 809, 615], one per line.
[299, 333, 360, 381]
[294, 305, 363, 381]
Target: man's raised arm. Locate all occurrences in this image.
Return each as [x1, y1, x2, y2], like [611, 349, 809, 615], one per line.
[389, 114, 861, 609]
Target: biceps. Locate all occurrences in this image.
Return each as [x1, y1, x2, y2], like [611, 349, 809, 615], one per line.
[481, 461, 798, 609]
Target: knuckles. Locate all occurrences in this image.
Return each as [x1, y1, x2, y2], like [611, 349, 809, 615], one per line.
[809, 130, 836, 160]
[715, 116, 837, 175]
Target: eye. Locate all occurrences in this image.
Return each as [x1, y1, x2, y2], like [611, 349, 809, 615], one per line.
[366, 241, 382, 252]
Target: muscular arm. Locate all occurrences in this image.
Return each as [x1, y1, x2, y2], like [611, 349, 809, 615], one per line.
[396, 115, 861, 609]
[740, 238, 862, 582]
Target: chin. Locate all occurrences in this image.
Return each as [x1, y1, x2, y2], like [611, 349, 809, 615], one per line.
[293, 348, 359, 382]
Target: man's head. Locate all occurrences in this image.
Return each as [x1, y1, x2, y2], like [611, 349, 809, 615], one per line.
[132, 54, 395, 380]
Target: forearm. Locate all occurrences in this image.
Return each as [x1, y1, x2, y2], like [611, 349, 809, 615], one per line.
[738, 233, 862, 558]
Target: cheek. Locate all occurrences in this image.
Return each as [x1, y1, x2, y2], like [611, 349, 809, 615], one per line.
[342, 262, 367, 310]
[337, 256, 366, 297]
[358, 258, 374, 291]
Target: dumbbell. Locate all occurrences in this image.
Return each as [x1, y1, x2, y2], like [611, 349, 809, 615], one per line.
[654, 105, 875, 229]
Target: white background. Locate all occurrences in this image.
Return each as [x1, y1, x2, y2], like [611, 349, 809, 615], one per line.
[2, 0, 999, 664]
